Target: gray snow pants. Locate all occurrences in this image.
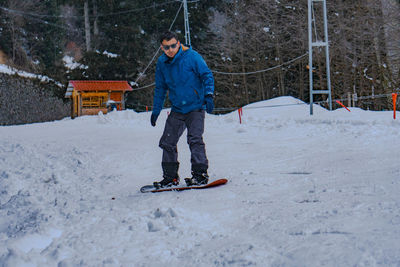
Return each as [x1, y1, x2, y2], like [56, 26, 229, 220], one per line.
[159, 110, 208, 169]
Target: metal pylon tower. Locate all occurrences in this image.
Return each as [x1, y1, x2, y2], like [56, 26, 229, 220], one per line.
[183, 0, 191, 46]
[308, 0, 332, 115]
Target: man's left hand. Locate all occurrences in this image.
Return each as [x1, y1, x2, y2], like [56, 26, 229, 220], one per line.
[205, 95, 214, 114]
[150, 112, 159, 127]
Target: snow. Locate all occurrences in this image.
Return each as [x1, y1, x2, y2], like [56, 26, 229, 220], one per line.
[101, 51, 119, 58]
[0, 64, 63, 87]
[62, 56, 88, 70]
[1, 96, 400, 266]
[13, 228, 62, 254]
[263, 27, 270, 33]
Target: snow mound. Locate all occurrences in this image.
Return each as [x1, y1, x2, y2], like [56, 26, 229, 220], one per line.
[245, 96, 305, 108]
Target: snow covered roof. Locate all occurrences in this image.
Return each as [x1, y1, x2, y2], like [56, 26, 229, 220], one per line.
[65, 80, 133, 98]
[69, 80, 133, 92]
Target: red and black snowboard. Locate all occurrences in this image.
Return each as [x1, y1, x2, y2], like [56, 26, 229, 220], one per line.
[140, 178, 228, 193]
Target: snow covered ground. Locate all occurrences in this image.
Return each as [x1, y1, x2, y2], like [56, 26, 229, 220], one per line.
[0, 97, 399, 266]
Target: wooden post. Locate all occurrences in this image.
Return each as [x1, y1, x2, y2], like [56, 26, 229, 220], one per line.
[78, 94, 82, 116]
[352, 93, 357, 107]
[71, 98, 75, 119]
[347, 92, 351, 107]
[121, 92, 125, 110]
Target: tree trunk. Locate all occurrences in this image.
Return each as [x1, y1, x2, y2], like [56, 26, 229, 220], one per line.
[84, 0, 91, 52]
[239, 45, 249, 104]
[92, 0, 99, 49]
[275, 43, 285, 96]
[234, 0, 249, 105]
[381, 0, 400, 81]
[11, 20, 16, 63]
[256, 59, 265, 100]
[299, 61, 305, 100]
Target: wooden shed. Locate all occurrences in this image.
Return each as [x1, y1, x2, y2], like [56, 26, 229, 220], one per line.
[64, 80, 133, 118]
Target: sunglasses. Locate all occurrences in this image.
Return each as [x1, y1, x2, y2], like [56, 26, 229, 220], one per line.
[162, 42, 178, 50]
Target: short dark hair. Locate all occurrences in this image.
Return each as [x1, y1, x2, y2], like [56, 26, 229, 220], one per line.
[159, 31, 179, 44]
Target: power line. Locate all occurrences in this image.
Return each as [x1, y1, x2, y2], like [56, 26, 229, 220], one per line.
[25, 15, 82, 33]
[134, 2, 183, 84]
[95, 0, 181, 17]
[132, 92, 399, 113]
[212, 53, 308, 75]
[131, 82, 156, 91]
[0, 1, 180, 19]
[132, 52, 308, 90]
[0, 0, 182, 35]
[0, 6, 82, 32]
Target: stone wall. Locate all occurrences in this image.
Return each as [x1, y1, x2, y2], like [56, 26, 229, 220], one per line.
[0, 73, 70, 125]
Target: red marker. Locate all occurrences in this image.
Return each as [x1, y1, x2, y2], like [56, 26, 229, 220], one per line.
[392, 93, 397, 120]
[335, 100, 351, 112]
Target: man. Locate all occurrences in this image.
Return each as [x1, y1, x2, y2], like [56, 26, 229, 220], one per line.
[150, 31, 214, 189]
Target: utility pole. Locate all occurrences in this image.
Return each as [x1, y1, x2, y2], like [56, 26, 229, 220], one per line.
[308, 0, 332, 115]
[183, 0, 191, 46]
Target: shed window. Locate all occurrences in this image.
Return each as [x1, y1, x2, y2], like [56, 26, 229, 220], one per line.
[82, 95, 107, 108]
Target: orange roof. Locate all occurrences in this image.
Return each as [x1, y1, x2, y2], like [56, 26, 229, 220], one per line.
[69, 80, 133, 92]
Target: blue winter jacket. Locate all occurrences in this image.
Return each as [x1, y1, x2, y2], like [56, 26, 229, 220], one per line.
[153, 45, 214, 114]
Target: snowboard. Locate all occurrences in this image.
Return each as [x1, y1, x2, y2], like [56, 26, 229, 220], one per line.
[140, 178, 228, 193]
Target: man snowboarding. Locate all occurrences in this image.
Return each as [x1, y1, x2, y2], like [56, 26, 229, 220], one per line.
[150, 31, 214, 189]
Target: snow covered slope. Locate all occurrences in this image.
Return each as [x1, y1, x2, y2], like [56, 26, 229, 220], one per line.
[0, 64, 62, 87]
[1, 97, 399, 266]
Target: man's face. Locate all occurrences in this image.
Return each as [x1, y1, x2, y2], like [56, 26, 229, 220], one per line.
[161, 38, 180, 58]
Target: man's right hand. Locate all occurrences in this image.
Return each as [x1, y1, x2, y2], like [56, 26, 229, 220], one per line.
[150, 112, 159, 127]
[205, 94, 214, 114]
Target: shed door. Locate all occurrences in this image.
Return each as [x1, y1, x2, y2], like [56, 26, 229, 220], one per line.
[110, 92, 122, 110]
[110, 92, 122, 101]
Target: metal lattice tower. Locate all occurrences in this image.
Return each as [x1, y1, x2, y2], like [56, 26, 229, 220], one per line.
[308, 0, 332, 115]
[183, 0, 191, 46]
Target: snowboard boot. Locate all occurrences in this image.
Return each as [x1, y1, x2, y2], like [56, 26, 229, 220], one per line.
[185, 164, 209, 186]
[154, 162, 180, 189]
